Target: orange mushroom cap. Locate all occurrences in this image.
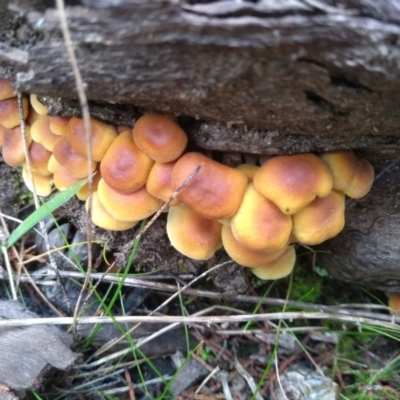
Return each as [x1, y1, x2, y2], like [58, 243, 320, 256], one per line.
[146, 161, 181, 206]
[320, 150, 374, 199]
[0, 96, 29, 129]
[231, 184, 292, 251]
[49, 155, 81, 191]
[0, 125, 6, 147]
[76, 169, 102, 201]
[27, 141, 52, 176]
[251, 246, 296, 280]
[0, 79, 16, 101]
[49, 116, 71, 136]
[167, 204, 223, 260]
[31, 116, 60, 151]
[26, 106, 42, 126]
[22, 166, 53, 197]
[53, 135, 97, 179]
[100, 131, 154, 193]
[97, 178, 163, 222]
[86, 191, 138, 231]
[221, 225, 287, 268]
[132, 114, 188, 163]
[2, 126, 32, 167]
[253, 153, 333, 215]
[67, 117, 117, 162]
[291, 189, 345, 245]
[171, 152, 248, 220]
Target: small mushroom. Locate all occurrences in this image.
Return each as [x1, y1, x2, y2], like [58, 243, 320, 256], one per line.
[67, 117, 118, 161]
[167, 204, 223, 260]
[251, 246, 296, 280]
[320, 149, 374, 198]
[291, 189, 345, 245]
[253, 154, 333, 215]
[97, 178, 163, 222]
[100, 131, 154, 193]
[30, 94, 48, 115]
[0, 96, 29, 129]
[231, 183, 292, 251]
[171, 152, 248, 220]
[132, 114, 188, 163]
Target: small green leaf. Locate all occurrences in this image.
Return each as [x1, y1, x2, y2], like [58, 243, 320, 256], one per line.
[7, 179, 87, 248]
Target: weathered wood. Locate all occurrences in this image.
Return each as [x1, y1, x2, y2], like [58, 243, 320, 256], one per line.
[1, 0, 400, 155]
[0, 0, 400, 291]
[0, 301, 81, 398]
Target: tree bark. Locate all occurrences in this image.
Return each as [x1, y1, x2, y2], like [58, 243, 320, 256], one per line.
[1, 0, 400, 290]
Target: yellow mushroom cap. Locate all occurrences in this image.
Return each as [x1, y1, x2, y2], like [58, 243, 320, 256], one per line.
[146, 161, 181, 206]
[291, 189, 345, 245]
[0, 79, 16, 101]
[388, 293, 400, 316]
[0, 96, 28, 129]
[22, 166, 53, 197]
[221, 225, 287, 268]
[100, 131, 154, 193]
[97, 178, 163, 222]
[251, 246, 296, 280]
[132, 114, 188, 163]
[76, 169, 102, 201]
[30, 94, 48, 115]
[235, 164, 259, 183]
[28, 141, 52, 176]
[320, 150, 374, 199]
[2, 126, 32, 167]
[67, 117, 117, 162]
[49, 116, 70, 135]
[253, 153, 333, 215]
[31, 116, 60, 151]
[171, 152, 248, 220]
[26, 107, 42, 126]
[167, 204, 223, 260]
[231, 183, 292, 251]
[53, 135, 97, 179]
[86, 191, 138, 231]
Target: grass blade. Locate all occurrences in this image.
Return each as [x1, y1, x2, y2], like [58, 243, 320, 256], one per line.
[6, 180, 87, 248]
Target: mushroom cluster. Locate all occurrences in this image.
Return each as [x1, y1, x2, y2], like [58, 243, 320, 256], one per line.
[0, 79, 375, 281]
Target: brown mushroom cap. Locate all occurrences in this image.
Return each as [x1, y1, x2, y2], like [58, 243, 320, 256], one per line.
[31, 116, 60, 151]
[2, 126, 32, 167]
[253, 154, 333, 215]
[132, 114, 188, 163]
[231, 184, 292, 251]
[100, 131, 154, 193]
[221, 224, 287, 268]
[320, 150, 375, 199]
[67, 117, 118, 162]
[27, 141, 53, 176]
[97, 178, 163, 222]
[146, 161, 180, 206]
[53, 135, 97, 179]
[22, 166, 53, 197]
[49, 116, 70, 136]
[86, 191, 138, 231]
[251, 246, 296, 280]
[291, 189, 345, 245]
[0, 96, 29, 129]
[167, 204, 223, 260]
[30, 94, 48, 115]
[171, 152, 248, 220]
[0, 79, 16, 101]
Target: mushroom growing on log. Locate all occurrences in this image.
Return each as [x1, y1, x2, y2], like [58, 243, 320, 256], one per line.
[0, 0, 400, 291]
